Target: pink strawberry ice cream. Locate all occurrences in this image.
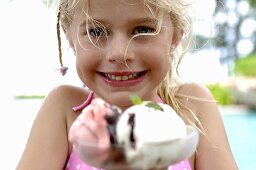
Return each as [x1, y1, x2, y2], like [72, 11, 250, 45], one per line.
[69, 98, 118, 166]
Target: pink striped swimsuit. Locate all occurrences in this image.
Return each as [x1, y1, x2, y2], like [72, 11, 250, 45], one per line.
[65, 92, 192, 170]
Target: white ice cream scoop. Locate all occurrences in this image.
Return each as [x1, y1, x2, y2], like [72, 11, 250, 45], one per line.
[116, 101, 199, 170]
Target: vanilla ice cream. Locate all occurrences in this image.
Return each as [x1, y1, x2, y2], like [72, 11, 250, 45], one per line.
[116, 101, 187, 169]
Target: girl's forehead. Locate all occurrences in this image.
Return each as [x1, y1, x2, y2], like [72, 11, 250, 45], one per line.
[87, 0, 144, 8]
[77, 0, 157, 19]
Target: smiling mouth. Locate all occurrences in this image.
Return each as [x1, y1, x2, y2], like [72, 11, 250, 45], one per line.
[98, 71, 147, 81]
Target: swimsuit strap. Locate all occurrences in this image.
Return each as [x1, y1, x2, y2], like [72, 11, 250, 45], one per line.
[156, 95, 164, 103]
[72, 91, 94, 112]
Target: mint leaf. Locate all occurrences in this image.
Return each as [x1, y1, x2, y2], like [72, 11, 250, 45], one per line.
[145, 102, 163, 111]
[129, 95, 142, 105]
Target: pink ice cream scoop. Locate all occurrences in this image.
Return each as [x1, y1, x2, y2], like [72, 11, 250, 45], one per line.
[68, 98, 127, 168]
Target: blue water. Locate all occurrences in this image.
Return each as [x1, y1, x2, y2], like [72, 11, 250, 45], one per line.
[222, 110, 256, 170]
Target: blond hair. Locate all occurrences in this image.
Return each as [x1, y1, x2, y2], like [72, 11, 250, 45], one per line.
[52, 0, 203, 131]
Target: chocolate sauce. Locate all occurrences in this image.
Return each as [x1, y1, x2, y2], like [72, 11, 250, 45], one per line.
[104, 104, 122, 145]
[128, 113, 136, 148]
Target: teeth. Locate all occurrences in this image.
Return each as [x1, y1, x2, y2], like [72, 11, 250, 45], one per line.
[122, 76, 128, 81]
[106, 73, 139, 81]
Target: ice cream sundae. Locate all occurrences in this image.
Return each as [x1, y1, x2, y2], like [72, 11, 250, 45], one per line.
[69, 96, 199, 170]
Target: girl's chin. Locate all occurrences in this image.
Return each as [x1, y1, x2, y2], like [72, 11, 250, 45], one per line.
[102, 95, 133, 109]
[95, 89, 157, 109]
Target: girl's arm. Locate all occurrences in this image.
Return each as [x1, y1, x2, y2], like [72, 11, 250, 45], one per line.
[179, 83, 238, 170]
[16, 85, 87, 170]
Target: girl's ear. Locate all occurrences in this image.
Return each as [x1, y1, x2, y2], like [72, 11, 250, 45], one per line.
[62, 24, 76, 53]
[171, 29, 184, 49]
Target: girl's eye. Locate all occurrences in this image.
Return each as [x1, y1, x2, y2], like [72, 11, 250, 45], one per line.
[89, 27, 108, 37]
[132, 26, 155, 35]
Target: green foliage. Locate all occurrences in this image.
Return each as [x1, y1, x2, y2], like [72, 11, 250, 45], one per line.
[207, 84, 235, 105]
[249, 0, 256, 7]
[234, 54, 256, 77]
[15, 95, 45, 99]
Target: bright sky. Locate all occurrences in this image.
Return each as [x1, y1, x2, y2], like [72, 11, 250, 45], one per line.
[0, 0, 82, 97]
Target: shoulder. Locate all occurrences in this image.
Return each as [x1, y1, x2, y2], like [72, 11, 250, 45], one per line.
[45, 84, 90, 108]
[176, 83, 238, 169]
[47, 84, 89, 99]
[178, 82, 214, 101]
[175, 82, 219, 123]
[16, 85, 91, 169]
[177, 84, 238, 169]
[39, 85, 91, 153]
[39, 84, 91, 127]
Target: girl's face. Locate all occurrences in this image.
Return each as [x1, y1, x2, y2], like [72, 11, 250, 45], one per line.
[65, 0, 180, 109]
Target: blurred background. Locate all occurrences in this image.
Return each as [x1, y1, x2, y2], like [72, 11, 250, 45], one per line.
[0, 0, 255, 169]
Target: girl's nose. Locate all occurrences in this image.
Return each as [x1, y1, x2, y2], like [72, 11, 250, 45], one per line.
[105, 35, 134, 63]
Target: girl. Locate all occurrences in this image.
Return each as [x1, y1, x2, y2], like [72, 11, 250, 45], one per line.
[17, 0, 238, 169]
